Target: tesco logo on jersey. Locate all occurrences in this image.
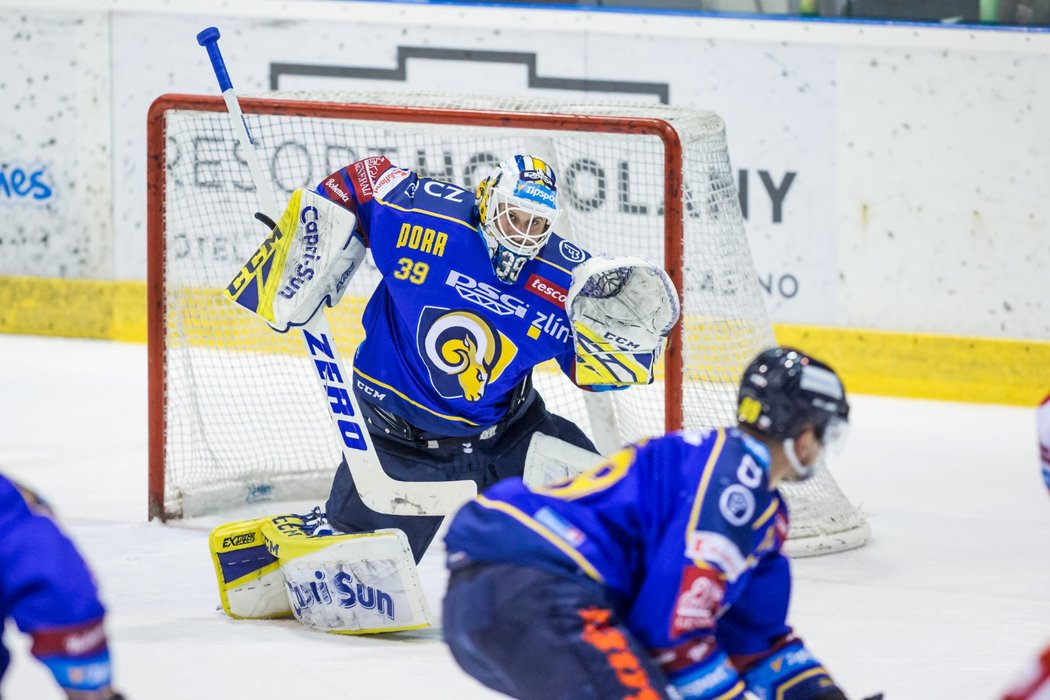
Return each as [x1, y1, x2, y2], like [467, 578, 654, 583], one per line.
[525, 274, 567, 306]
[445, 270, 529, 318]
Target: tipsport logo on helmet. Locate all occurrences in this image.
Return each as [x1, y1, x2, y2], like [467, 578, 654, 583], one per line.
[512, 156, 558, 210]
[416, 307, 518, 402]
[514, 181, 556, 207]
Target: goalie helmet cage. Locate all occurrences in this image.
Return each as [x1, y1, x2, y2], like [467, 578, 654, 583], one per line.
[147, 91, 868, 556]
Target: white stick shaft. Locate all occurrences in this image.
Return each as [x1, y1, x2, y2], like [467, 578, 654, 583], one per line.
[220, 88, 277, 217]
[303, 314, 476, 515]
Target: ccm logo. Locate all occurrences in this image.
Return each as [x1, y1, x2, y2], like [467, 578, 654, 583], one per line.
[526, 274, 567, 306]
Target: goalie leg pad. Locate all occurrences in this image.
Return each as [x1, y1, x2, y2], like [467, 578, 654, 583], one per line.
[522, 432, 605, 489]
[210, 517, 291, 620]
[261, 515, 432, 634]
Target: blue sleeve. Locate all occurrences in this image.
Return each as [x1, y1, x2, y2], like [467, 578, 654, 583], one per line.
[446, 442, 652, 591]
[716, 552, 793, 657]
[664, 543, 832, 700]
[0, 476, 113, 693]
[719, 553, 843, 700]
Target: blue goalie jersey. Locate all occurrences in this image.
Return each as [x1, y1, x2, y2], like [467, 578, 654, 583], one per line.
[445, 428, 796, 683]
[316, 157, 592, 437]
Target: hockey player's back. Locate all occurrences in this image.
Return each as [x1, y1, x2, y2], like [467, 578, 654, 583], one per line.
[445, 426, 790, 647]
[443, 347, 858, 700]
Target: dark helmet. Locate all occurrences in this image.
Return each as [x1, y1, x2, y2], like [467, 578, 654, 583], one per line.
[737, 346, 850, 443]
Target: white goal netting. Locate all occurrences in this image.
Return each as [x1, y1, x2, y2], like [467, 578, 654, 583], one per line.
[148, 91, 867, 555]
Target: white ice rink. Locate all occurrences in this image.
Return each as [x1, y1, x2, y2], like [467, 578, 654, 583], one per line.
[1, 334, 1047, 699]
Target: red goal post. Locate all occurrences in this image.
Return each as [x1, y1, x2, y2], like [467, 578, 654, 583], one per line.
[146, 91, 867, 555]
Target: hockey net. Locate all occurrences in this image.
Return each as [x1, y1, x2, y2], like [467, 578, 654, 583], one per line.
[147, 91, 868, 555]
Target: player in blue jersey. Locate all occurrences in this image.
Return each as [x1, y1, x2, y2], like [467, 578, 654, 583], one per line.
[442, 347, 864, 700]
[309, 154, 679, 562]
[214, 153, 679, 635]
[0, 475, 124, 700]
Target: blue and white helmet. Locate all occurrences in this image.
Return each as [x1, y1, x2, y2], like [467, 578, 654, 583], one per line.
[475, 155, 560, 284]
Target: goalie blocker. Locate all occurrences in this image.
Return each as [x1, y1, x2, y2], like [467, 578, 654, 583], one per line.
[567, 255, 680, 387]
[225, 188, 365, 333]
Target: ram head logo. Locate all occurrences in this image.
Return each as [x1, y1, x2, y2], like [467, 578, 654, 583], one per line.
[440, 333, 488, 401]
[418, 309, 517, 402]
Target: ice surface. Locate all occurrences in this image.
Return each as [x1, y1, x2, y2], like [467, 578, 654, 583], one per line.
[1, 335, 1046, 699]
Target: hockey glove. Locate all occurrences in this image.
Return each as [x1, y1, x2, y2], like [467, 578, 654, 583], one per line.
[741, 639, 844, 700]
[567, 255, 680, 387]
[225, 188, 365, 332]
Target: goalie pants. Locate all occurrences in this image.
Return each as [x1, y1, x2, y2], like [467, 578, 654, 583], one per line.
[325, 388, 596, 563]
[443, 562, 671, 700]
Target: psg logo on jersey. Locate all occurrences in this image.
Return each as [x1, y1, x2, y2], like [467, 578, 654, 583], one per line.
[416, 307, 518, 402]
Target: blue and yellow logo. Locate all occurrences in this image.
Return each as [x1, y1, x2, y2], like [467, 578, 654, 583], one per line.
[417, 307, 517, 402]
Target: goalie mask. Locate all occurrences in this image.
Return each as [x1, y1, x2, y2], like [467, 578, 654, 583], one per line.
[475, 155, 560, 284]
[737, 347, 850, 479]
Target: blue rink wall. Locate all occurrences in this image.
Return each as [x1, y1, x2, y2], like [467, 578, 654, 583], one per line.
[0, 0, 1047, 406]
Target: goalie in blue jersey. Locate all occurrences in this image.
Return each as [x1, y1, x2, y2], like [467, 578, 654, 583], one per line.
[307, 154, 679, 562]
[443, 347, 864, 700]
[211, 154, 679, 635]
[283, 156, 680, 562]
[0, 475, 124, 700]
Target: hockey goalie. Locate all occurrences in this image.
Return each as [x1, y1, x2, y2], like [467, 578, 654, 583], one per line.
[212, 154, 681, 634]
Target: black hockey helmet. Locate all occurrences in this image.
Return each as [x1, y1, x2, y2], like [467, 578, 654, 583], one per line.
[737, 346, 850, 445]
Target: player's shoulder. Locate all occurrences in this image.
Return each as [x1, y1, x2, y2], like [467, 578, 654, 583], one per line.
[713, 428, 773, 496]
[534, 232, 591, 277]
[320, 155, 409, 206]
[388, 171, 475, 227]
[0, 473, 39, 527]
[322, 157, 475, 225]
[719, 428, 772, 476]
[654, 427, 769, 469]
[691, 428, 775, 526]
[0, 473, 21, 510]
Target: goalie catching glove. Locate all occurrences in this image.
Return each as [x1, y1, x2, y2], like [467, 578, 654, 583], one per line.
[225, 188, 365, 332]
[567, 255, 680, 387]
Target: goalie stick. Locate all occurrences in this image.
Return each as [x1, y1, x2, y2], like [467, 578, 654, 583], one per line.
[196, 27, 476, 516]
